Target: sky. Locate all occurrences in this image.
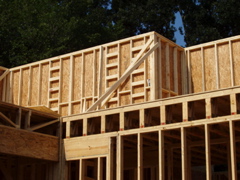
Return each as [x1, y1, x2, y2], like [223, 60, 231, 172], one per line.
[174, 12, 186, 47]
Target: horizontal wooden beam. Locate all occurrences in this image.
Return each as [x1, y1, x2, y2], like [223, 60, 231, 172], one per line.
[0, 125, 59, 161]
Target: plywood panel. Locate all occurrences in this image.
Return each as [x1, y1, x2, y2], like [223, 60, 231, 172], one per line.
[73, 55, 82, 101]
[60, 104, 68, 116]
[218, 43, 231, 88]
[204, 46, 216, 91]
[0, 125, 58, 161]
[169, 45, 174, 91]
[120, 43, 131, 91]
[190, 49, 202, 93]
[120, 93, 130, 106]
[161, 42, 167, 89]
[72, 102, 81, 115]
[177, 51, 182, 95]
[64, 136, 109, 160]
[61, 58, 70, 103]
[84, 52, 93, 97]
[12, 70, 20, 105]
[21, 68, 30, 106]
[40, 63, 49, 106]
[30, 66, 39, 106]
[232, 40, 240, 86]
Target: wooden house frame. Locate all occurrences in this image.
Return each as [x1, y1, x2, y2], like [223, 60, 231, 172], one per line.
[0, 32, 240, 179]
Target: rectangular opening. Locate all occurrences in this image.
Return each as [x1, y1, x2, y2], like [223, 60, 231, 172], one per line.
[70, 120, 83, 137]
[142, 132, 159, 180]
[186, 125, 206, 179]
[145, 107, 160, 127]
[211, 95, 231, 118]
[209, 122, 230, 179]
[124, 110, 139, 130]
[123, 134, 137, 180]
[166, 103, 182, 124]
[188, 99, 206, 121]
[164, 129, 181, 179]
[68, 160, 79, 180]
[87, 117, 101, 135]
[106, 113, 119, 133]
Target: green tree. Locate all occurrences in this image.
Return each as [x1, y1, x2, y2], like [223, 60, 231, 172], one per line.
[178, 0, 240, 46]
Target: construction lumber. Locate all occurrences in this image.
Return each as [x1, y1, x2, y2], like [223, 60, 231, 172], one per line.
[185, 35, 240, 93]
[0, 125, 58, 161]
[1, 32, 184, 116]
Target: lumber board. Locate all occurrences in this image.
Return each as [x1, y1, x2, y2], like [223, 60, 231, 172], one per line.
[0, 125, 58, 161]
[64, 136, 110, 160]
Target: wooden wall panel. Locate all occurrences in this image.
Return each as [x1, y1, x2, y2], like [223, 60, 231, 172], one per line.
[218, 43, 231, 89]
[21, 68, 30, 106]
[30, 66, 39, 106]
[232, 40, 240, 86]
[190, 49, 202, 93]
[185, 35, 240, 94]
[2, 32, 184, 115]
[0, 125, 58, 161]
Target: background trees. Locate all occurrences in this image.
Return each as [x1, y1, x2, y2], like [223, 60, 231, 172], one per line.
[0, 0, 239, 67]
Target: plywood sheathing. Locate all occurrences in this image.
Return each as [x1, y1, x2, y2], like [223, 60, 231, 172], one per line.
[2, 32, 184, 115]
[185, 35, 240, 94]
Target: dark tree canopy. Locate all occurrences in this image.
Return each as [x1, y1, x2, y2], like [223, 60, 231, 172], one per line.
[0, 0, 239, 67]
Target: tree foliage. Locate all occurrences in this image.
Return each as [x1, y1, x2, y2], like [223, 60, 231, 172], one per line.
[0, 0, 239, 67]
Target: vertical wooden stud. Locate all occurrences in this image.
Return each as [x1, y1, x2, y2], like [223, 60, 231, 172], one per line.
[38, 64, 42, 105]
[201, 47, 206, 92]
[181, 127, 187, 180]
[229, 40, 234, 87]
[166, 43, 170, 96]
[101, 115, 106, 133]
[83, 118, 87, 136]
[18, 68, 23, 105]
[66, 121, 70, 138]
[139, 109, 144, 128]
[173, 47, 178, 94]
[205, 124, 211, 180]
[120, 112, 124, 131]
[159, 130, 165, 180]
[117, 135, 123, 180]
[214, 44, 219, 89]
[182, 101, 188, 122]
[158, 38, 162, 99]
[187, 50, 192, 93]
[68, 56, 74, 115]
[150, 33, 157, 100]
[205, 98, 212, 119]
[230, 93, 237, 115]
[160, 106, 166, 125]
[27, 66, 32, 106]
[24, 110, 32, 130]
[229, 120, 237, 180]
[137, 133, 143, 180]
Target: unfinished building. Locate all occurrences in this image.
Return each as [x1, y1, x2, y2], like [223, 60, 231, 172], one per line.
[0, 31, 240, 179]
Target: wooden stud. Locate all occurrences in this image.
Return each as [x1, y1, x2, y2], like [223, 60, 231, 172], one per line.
[120, 112, 124, 131]
[201, 47, 206, 92]
[205, 98, 212, 119]
[101, 115, 106, 133]
[0, 69, 9, 81]
[167, 148, 173, 180]
[98, 46, 104, 102]
[139, 109, 144, 128]
[27, 66, 32, 106]
[173, 47, 178, 94]
[117, 135, 123, 180]
[2, 74, 6, 101]
[187, 50, 192, 93]
[83, 118, 87, 136]
[68, 56, 74, 115]
[18, 68, 23, 105]
[229, 40, 234, 86]
[137, 133, 143, 180]
[182, 101, 188, 122]
[205, 124, 211, 180]
[150, 33, 158, 100]
[24, 110, 32, 130]
[66, 121, 70, 138]
[181, 127, 187, 180]
[160, 105, 166, 125]
[158, 38, 162, 99]
[15, 107, 22, 128]
[229, 120, 237, 180]
[214, 44, 219, 89]
[159, 130, 165, 180]
[166, 43, 170, 95]
[230, 93, 237, 115]
[38, 64, 42, 105]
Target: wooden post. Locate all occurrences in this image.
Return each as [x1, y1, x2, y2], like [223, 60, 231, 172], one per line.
[101, 115, 106, 133]
[150, 33, 157, 100]
[117, 135, 123, 180]
[139, 109, 144, 128]
[229, 120, 237, 180]
[66, 121, 70, 138]
[181, 127, 187, 180]
[230, 93, 237, 115]
[137, 133, 143, 180]
[159, 130, 165, 180]
[120, 112, 124, 131]
[160, 106, 166, 125]
[205, 98, 212, 119]
[182, 101, 188, 122]
[205, 124, 211, 180]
